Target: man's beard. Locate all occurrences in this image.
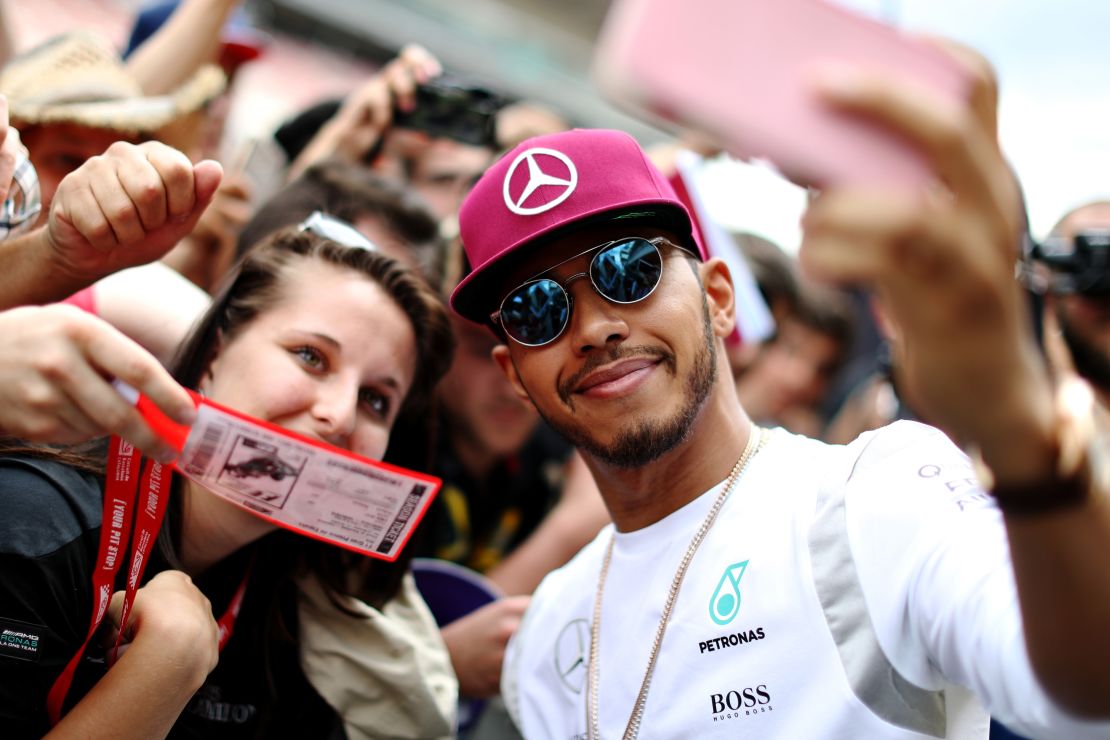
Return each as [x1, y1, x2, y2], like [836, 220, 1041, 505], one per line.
[1058, 306, 1110, 393]
[530, 303, 718, 469]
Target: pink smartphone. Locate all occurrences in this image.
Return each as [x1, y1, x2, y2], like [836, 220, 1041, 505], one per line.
[594, 0, 972, 189]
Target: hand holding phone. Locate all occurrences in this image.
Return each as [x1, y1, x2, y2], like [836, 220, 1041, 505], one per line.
[594, 0, 972, 189]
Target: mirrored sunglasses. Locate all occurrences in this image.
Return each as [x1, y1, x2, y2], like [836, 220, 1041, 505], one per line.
[492, 237, 691, 347]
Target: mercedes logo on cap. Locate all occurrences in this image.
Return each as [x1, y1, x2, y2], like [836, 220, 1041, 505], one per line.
[503, 147, 578, 216]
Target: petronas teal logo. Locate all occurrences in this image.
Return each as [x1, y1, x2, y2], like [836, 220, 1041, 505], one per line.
[710, 561, 748, 625]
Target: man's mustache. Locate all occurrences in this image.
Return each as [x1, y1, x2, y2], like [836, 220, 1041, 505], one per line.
[559, 344, 676, 407]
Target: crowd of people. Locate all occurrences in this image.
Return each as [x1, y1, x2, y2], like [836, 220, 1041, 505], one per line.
[0, 1, 1108, 739]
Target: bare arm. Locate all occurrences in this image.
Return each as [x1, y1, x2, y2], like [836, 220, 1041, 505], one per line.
[1003, 488, 1110, 717]
[800, 45, 1110, 716]
[485, 452, 609, 595]
[45, 571, 218, 739]
[93, 262, 210, 366]
[125, 0, 241, 95]
[0, 229, 79, 307]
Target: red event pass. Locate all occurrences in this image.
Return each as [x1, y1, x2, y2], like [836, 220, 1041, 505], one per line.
[124, 383, 441, 561]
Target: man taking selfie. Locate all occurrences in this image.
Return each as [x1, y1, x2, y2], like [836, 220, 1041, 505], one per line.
[448, 48, 1110, 739]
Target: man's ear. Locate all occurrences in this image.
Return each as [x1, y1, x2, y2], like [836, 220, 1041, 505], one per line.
[700, 257, 737, 339]
[492, 344, 533, 402]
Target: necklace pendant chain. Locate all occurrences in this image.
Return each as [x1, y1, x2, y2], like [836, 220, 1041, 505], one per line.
[586, 427, 769, 740]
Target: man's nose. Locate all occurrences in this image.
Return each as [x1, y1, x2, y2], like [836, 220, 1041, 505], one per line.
[565, 278, 630, 355]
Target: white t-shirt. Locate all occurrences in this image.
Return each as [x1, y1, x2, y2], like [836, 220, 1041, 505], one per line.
[503, 422, 1110, 739]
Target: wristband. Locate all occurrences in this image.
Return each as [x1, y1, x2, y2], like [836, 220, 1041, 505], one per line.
[974, 377, 1103, 516]
[989, 461, 1090, 516]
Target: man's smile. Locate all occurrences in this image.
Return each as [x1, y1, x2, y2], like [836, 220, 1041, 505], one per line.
[557, 345, 677, 407]
[574, 357, 661, 399]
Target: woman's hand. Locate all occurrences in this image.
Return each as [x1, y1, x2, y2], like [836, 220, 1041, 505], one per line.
[106, 570, 220, 681]
[46, 570, 219, 739]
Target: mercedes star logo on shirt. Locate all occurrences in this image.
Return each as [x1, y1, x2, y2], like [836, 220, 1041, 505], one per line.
[554, 618, 590, 694]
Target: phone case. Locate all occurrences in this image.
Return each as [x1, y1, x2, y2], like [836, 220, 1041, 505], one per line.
[594, 0, 971, 189]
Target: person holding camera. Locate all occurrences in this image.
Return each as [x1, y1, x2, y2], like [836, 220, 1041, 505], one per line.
[1033, 201, 1110, 402]
[286, 44, 498, 223]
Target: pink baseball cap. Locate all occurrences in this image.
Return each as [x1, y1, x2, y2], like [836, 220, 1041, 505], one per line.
[450, 128, 705, 324]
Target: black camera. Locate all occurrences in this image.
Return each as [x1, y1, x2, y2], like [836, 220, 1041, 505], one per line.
[392, 77, 506, 148]
[1030, 229, 1110, 295]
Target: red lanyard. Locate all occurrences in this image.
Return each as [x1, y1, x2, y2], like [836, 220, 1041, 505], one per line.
[112, 451, 170, 658]
[216, 568, 249, 652]
[47, 436, 249, 725]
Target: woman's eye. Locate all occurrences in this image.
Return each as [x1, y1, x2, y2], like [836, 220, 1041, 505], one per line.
[294, 346, 326, 369]
[359, 388, 391, 419]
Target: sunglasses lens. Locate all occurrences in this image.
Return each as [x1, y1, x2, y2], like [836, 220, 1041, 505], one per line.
[591, 239, 663, 303]
[499, 279, 570, 346]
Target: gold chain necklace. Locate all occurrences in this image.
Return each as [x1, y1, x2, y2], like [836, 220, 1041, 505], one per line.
[586, 427, 768, 740]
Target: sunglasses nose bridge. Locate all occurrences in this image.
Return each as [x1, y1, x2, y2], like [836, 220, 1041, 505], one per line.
[562, 270, 591, 292]
[560, 278, 635, 353]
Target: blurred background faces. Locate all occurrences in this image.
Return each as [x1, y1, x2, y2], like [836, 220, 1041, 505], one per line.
[9, 0, 1104, 249]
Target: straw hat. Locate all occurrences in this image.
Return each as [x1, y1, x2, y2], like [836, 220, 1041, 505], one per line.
[0, 32, 226, 134]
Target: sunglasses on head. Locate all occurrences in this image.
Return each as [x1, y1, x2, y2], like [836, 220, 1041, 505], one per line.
[299, 211, 378, 251]
[491, 236, 694, 347]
